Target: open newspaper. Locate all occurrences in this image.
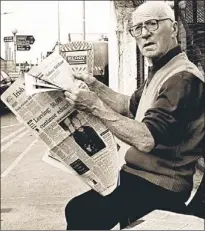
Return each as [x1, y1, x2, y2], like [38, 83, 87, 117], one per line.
[1, 52, 119, 196]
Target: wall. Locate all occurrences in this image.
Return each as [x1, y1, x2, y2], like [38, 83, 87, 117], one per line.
[108, 1, 139, 164]
[108, 1, 119, 92]
[109, 1, 137, 96]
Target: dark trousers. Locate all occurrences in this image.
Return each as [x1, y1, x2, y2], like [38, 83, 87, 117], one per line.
[65, 170, 188, 230]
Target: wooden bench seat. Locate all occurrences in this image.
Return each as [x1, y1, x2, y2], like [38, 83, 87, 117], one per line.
[123, 210, 204, 230]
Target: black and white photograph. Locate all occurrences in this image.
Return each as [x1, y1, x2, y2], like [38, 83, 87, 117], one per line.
[1, 1, 204, 230]
[59, 110, 106, 156]
[72, 125, 106, 157]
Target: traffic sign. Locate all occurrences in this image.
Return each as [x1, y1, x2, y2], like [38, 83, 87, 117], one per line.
[16, 35, 35, 45]
[4, 36, 13, 42]
[17, 45, 31, 51]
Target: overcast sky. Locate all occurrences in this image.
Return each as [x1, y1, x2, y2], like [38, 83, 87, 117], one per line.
[1, 1, 110, 63]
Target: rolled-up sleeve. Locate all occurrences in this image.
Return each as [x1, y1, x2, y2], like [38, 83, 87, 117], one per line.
[142, 72, 204, 146]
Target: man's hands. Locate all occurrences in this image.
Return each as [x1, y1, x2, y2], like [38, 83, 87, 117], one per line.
[73, 72, 96, 85]
[64, 87, 103, 113]
[64, 71, 103, 113]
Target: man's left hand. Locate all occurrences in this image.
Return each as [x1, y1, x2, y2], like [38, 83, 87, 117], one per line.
[64, 88, 103, 113]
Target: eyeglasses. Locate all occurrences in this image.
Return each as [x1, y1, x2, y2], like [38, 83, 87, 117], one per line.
[129, 18, 173, 38]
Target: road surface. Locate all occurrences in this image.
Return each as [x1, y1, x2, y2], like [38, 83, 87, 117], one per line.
[1, 112, 89, 230]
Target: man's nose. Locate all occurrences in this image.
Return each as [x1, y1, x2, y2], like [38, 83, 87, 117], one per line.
[141, 26, 151, 38]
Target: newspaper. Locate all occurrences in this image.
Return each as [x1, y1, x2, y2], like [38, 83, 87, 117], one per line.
[1, 52, 119, 196]
[24, 72, 62, 95]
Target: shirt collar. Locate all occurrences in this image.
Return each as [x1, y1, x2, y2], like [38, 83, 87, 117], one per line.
[151, 46, 182, 72]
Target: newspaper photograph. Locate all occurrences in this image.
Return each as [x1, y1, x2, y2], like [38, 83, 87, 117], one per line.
[1, 52, 119, 196]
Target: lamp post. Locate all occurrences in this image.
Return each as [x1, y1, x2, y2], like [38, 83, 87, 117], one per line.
[57, 0, 61, 54]
[82, 0, 86, 40]
[12, 28, 18, 72]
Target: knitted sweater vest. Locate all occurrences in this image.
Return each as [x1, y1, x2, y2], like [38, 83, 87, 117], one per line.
[123, 52, 204, 195]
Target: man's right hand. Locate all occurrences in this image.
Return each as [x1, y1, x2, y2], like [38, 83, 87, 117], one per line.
[73, 72, 96, 85]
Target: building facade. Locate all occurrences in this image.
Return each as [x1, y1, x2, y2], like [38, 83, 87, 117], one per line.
[0, 58, 15, 74]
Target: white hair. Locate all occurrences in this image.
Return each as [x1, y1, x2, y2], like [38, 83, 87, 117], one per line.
[133, 1, 175, 22]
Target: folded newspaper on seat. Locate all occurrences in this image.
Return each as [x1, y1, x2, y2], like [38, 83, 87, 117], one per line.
[1, 52, 119, 196]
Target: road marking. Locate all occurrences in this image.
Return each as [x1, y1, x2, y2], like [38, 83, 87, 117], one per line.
[1, 130, 29, 153]
[1, 127, 26, 143]
[1, 123, 20, 128]
[1, 139, 37, 179]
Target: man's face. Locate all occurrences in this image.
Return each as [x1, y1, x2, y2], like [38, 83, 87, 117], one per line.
[133, 14, 177, 59]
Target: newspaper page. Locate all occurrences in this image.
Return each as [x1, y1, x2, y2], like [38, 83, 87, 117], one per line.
[1, 52, 119, 196]
[27, 51, 76, 91]
[24, 73, 61, 95]
[42, 150, 77, 175]
[49, 109, 119, 196]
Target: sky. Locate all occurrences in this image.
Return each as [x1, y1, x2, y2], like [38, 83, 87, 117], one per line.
[1, 1, 110, 64]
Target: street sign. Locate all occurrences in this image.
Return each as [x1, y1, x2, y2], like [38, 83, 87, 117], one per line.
[26, 35, 35, 44]
[16, 35, 35, 45]
[4, 36, 13, 42]
[17, 45, 31, 51]
[67, 55, 87, 65]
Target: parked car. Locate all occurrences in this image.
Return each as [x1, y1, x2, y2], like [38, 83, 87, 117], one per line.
[0, 71, 13, 113]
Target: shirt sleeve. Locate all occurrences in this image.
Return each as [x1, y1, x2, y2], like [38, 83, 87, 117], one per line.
[142, 72, 204, 146]
[129, 82, 145, 117]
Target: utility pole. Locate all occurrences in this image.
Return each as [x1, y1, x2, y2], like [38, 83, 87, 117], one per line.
[83, 0, 86, 40]
[57, 0, 61, 54]
[12, 28, 18, 72]
[68, 33, 71, 42]
[1, 12, 13, 15]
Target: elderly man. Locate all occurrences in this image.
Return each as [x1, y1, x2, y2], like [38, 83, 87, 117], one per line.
[64, 1, 204, 230]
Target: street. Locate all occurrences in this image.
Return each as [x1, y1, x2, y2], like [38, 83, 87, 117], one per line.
[1, 112, 89, 230]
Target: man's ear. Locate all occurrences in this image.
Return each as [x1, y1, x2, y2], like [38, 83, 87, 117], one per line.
[172, 21, 178, 38]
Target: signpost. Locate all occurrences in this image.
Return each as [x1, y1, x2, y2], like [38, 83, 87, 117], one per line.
[16, 35, 35, 51]
[4, 36, 13, 42]
[17, 45, 31, 51]
[3, 33, 35, 73]
[16, 35, 35, 46]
